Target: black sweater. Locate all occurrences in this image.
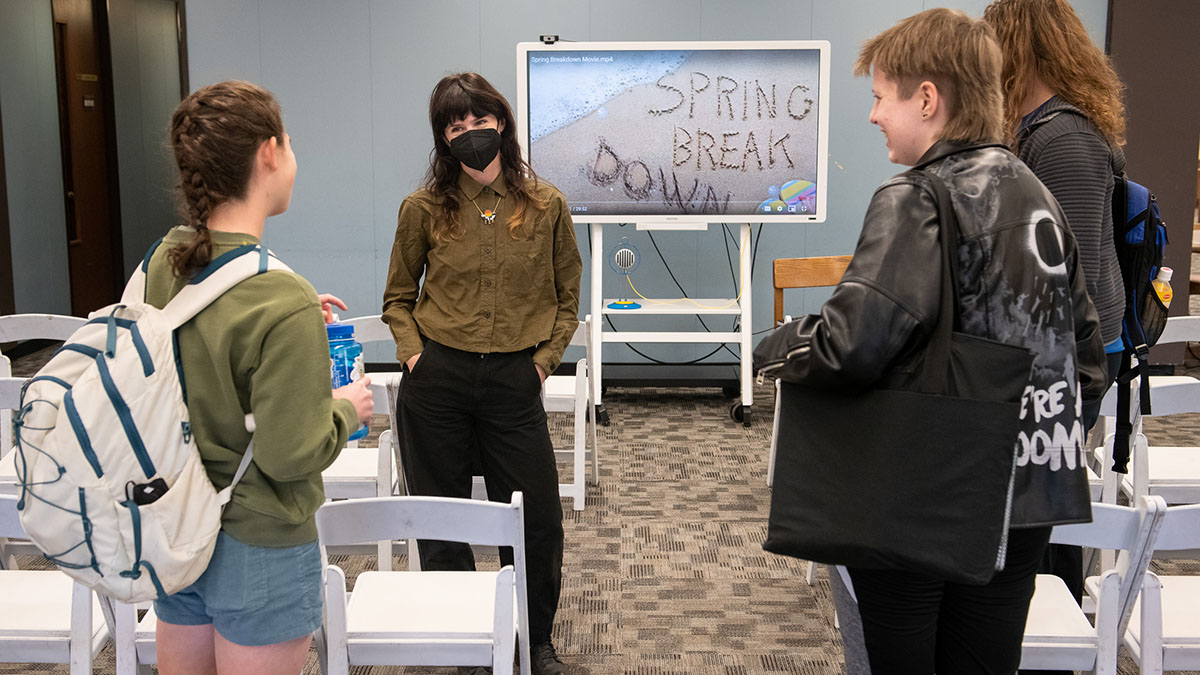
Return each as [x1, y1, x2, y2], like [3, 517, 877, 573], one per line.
[1017, 97, 1126, 347]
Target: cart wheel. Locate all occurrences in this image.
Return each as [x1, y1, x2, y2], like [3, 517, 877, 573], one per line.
[730, 403, 751, 426]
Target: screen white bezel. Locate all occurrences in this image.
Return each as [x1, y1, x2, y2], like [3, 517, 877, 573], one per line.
[515, 39, 831, 225]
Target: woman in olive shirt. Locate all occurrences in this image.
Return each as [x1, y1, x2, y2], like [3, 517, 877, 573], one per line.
[382, 72, 581, 675]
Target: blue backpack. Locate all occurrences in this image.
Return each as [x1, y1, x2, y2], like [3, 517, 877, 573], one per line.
[1113, 174, 1169, 354]
[1112, 173, 1168, 472]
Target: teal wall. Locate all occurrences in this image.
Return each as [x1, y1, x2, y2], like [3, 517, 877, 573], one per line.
[0, 0, 71, 314]
[3, 0, 1108, 367]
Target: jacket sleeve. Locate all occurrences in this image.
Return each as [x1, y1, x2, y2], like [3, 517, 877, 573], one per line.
[532, 192, 583, 375]
[382, 197, 430, 364]
[752, 179, 942, 390]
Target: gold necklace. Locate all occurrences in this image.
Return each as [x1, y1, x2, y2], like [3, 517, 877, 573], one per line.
[467, 192, 503, 224]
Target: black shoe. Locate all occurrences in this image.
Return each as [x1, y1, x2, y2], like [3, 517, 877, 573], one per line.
[532, 641, 567, 675]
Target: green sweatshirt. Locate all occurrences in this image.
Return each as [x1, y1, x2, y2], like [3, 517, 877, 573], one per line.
[144, 227, 357, 547]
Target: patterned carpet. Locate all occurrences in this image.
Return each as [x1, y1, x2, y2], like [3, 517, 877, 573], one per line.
[4, 345, 1200, 674]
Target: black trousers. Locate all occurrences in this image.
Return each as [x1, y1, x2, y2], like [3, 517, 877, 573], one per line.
[846, 526, 1053, 675]
[397, 340, 564, 644]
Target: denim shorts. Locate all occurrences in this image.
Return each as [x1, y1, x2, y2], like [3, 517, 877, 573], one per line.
[153, 531, 323, 647]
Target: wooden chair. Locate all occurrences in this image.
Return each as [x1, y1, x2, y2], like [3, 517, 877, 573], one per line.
[314, 493, 531, 675]
[1019, 496, 1165, 674]
[0, 494, 113, 675]
[1119, 502, 1200, 674]
[771, 255, 852, 327]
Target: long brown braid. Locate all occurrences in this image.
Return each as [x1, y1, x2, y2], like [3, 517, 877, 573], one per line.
[168, 81, 284, 277]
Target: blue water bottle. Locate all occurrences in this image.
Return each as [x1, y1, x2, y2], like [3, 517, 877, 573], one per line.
[327, 318, 368, 441]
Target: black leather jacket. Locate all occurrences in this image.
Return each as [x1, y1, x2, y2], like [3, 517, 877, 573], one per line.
[754, 141, 1106, 527]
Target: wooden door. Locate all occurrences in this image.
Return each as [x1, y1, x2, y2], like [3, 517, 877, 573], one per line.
[51, 0, 122, 315]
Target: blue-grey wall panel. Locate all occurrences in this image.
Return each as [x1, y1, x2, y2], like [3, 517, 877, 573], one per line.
[110, 0, 182, 277]
[0, 1, 71, 314]
[369, 0, 483, 266]
[699, 0, 814, 41]
[589, 0, 701, 41]
[258, 0, 374, 259]
[184, 0, 261, 84]
[481, 0, 591, 106]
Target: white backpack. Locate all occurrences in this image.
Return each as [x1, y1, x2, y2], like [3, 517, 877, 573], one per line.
[14, 243, 290, 603]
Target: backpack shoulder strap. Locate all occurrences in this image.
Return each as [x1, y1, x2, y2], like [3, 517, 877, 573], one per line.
[161, 245, 293, 330]
[118, 237, 166, 307]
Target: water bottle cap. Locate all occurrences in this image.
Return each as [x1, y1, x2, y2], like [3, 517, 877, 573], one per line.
[326, 322, 355, 340]
[1158, 267, 1173, 282]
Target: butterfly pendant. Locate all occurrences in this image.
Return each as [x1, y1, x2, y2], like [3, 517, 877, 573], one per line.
[481, 210, 497, 224]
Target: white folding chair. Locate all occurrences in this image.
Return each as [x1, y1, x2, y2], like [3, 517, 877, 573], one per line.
[544, 316, 598, 511]
[1019, 496, 1165, 675]
[0, 494, 113, 674]
[1092, 316, 1200, 507]
[314, 493, 531, 675]
[1119, 502, 1200, 674]
[110, 429, 404, 675]
[0, 377, 23, 498]
[0, 313, 86, 469]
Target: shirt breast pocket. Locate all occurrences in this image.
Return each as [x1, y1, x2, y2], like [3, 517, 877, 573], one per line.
[502, 226, 548, 289]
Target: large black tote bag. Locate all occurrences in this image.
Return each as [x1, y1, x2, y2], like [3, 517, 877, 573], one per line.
[762, 171, 1035, 585]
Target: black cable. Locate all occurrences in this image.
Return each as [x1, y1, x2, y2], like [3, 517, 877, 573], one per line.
[644, 231, 742, 359]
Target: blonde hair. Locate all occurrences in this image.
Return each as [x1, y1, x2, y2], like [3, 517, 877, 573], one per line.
[854, 8, 1004, 144]
[983, 0, 1125, 146]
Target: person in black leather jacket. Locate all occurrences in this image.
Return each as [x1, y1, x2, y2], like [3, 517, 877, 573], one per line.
[753, 9, 1106, 675]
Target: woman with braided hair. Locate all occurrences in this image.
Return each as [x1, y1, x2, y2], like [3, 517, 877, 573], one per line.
[143, 80, 374, 674]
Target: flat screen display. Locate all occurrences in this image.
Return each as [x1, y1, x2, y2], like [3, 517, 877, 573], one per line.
[516, 41, 830, 224]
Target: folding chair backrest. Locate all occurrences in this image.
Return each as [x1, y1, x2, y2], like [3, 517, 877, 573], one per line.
[1049, 496, 1165, 636]
[316, 493, 525, 549]
[568, 320, 586, 348]
[1146, 502, 1200, 551]
[0, 494, 22, 539]
[1, 377, 22, 457]
[1154, 315, 1200, 346]
[343, 314, 392, 345]
[772, 255, 851, 326]
[0, 313, 87, 343]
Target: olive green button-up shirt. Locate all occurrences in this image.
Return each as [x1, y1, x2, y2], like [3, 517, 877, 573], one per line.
[382, 172, 582, 374]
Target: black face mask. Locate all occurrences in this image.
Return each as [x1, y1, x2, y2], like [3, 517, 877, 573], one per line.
[448, 128, 502, 172]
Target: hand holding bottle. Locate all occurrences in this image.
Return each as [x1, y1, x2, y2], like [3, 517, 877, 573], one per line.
[333, 376, 374, 426]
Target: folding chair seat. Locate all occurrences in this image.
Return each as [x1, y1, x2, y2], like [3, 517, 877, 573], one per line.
[1118, 502, 1200, 674]
[1019, 496, 1165, 674]
[314, 493, 531, 675]
[0, 494, 113, 675]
